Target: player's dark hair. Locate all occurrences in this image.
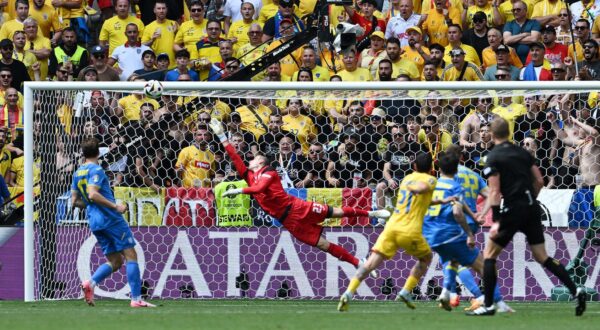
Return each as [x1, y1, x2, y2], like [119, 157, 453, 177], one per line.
[438, 151, 459, 176]
[414, 152, 432, 173]
[491, 116, 510, 139]
[81, 137, 100, 159]
[386, 37, 401, 46]
[445, 144, 464, 161]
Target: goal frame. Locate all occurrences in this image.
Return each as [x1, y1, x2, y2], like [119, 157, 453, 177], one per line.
[23, 80, 600, 302]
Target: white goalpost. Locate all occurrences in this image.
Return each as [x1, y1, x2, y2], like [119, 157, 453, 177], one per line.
[22, 81, 600, 302]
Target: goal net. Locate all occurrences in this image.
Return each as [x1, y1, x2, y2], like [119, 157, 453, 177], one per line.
[18, 81, 600, 302]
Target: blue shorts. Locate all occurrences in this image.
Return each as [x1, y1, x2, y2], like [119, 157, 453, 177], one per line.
[93, 221, 136, 255]
[433, 241, 479, 266]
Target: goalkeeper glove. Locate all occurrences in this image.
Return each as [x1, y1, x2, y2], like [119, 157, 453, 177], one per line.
[222, 188, 243, 198]
[209, 118, 227, 142]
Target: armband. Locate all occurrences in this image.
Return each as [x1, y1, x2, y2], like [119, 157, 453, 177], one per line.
[492, 206, 501, 222]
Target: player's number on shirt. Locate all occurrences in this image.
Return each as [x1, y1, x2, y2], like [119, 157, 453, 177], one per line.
[457, 173, 478, 199]
[77, 178, 89, 203]
[426, 190, 446, 217]
[395, 189, 413, 214]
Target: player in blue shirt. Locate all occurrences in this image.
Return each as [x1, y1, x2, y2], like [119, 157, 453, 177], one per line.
[423, 151, 504, 311]
[71, 138, 155, 308]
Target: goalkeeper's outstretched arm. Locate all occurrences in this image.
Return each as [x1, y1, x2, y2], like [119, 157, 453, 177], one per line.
[209, 119, 249, 180]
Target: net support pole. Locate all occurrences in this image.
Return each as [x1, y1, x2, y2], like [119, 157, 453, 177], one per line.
[24, 84, 34, 302]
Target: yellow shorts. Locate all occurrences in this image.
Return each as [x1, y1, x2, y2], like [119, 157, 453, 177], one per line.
[372, 228, 431, 259]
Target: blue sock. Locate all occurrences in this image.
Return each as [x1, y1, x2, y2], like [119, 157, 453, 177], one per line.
[458, 266, 482, 297]
[493, 284, 502, 302]
[91, 263, 114, 286]
[127, 261, 142, 301]
[443, 262, 458, 291]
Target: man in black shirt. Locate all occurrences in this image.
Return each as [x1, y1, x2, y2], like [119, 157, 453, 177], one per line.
[0, 39, 30, 91]
[467, 117, 586, 316]
[461, 11, 489, 62]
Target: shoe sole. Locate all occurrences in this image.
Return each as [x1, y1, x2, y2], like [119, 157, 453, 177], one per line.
[438, 299, 452, 311]
[576, 292, 586, 316]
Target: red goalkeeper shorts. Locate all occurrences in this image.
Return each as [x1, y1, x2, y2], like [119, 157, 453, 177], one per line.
[281, 199, 329, 246]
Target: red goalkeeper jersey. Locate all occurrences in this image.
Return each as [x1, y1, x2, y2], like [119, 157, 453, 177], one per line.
[225, 144, 294, 219]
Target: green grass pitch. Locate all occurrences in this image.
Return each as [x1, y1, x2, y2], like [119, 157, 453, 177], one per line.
[0, 300, 597, 330]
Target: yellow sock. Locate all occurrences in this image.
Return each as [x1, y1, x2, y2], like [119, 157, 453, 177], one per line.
[403, 275, 419, 292]
[348, 278, 362, 294]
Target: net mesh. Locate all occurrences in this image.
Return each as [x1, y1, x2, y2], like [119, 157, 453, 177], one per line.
[23, 83, 600, 301]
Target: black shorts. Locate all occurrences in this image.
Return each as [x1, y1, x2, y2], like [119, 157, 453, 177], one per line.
[492, 202, 545, 248]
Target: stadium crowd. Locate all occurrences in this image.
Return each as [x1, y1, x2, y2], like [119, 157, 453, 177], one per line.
[0, 0, 600, 213]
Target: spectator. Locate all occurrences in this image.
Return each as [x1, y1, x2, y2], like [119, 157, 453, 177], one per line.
[225, 1, 260, 43]
[108, 23, 151, 81]
[504, 1, 542, 64]
[359, 31, 387, 78]
[405, 114, 421, 143]
[236, 23, 267, 81]
[536, 25, 569, 65]
[220, 57, 242, 80]
[23, 17, 51, 81]
[235, 98, 272, 140]
[326, 132, 372, 188]
[207, 40, 235, 81]
[258, 0, 278, 25]
[427, 43, 447, 75]
[375, 123, 423, 209]
[574, 39, 600, 80]
[175, 126, 216, 188]
[369, 107, 393, 159]
[492, 78, 528, 136]
[115, 89, 160, 124]
[482, 27, 523, 69]
[262, 0, 305, 42]
[99, 0, 145, 56]
[282, 98, 317, 154]
[531, 0, 566, 27]
[462, 11, 490, 62]
[421, 0, 462, 47]
[443, 24, 482, 66]
[385, 37, 420, 80]
[133, 49, 165, 81]
[80, 45, 120, 81]
[0, 87, 22, 139]
[141, 1, 178, 67]
[463, 0, 502, 29]
[339, 101, 376, 152]
[139, 0, 184, 25]
[377, 58, 394, 81]
[263, 62, 288, 81]
[550, 62, 568, 80]
[195, 19, 224, 80]
[292, 45, 330, 82]
[0, 0, 33, 40]
[464, 123, 494, 174]
[300, 142, 329, 188]
[156, 52, 170, 70]
[49, 27, 89, 79]
[441, 48, 484, 81]
[223, 111, 258, 154]
[383, 0, 419, 47]
[483, 44, 521, 81]
[344, 0, 386, 48]
[338, 49, 372, 81]
[460, 97, 497, 147]
[556, 9, 574, 45]
[164, 49, 199, 81]
[420, 90, 459, 136]
[401, 26, 430, 73]
[0, 39, 30, 90]
[54, 62, 74, 82]
[570, 0, 600, 26]
[419, 115, 453, 164]
[12, 30, 40, 81]
[257, 113, 297, 159]
[53, 0, 89, 45]
[29, 0, 63, 43]
[265, 18, 302, 77]
[520, 42, 553, 80]
[174, 0, 206, 60]
[0, 128, 12, 177]
[422, 61, 440, 81]
[514, 95, 554, 151]
[497, 0, 525, 23]
[271, 135, 306, 188]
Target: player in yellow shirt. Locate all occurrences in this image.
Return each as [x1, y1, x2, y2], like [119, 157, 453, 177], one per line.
[227, 2, 258, 54]
[116, 93, 160, 124]
[174, 1, 206, 60]
[338, 152, 454, 312]
[99, 0, 144, 56]
[141, 1, 178, 69]
[175, 127, 216, 188]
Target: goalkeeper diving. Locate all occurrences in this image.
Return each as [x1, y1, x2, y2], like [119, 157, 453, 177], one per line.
[209, 118, 391, 269]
